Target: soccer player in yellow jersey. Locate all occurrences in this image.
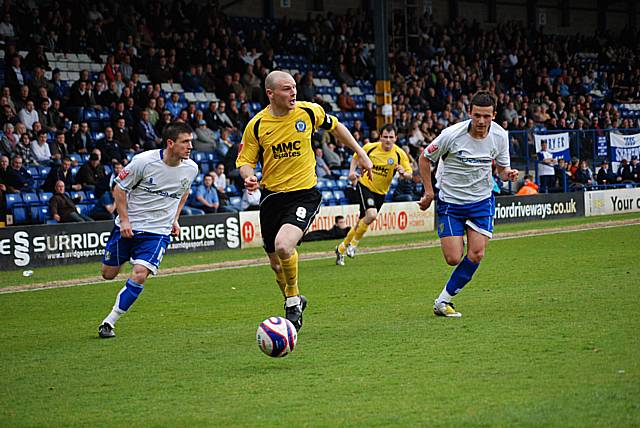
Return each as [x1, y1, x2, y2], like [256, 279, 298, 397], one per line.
[236, 71, 373, 331]
[335, 124, 412, 265]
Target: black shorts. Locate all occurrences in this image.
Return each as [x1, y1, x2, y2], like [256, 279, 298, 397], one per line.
[260, 187, 322, 253]
[356, 182, 386, 218]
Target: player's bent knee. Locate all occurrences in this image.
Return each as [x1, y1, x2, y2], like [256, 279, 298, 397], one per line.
[467, 250, 484, 264]
[444, 253, 463, 266]
[130, 265, 151, 284]
[101, 265, 119, 280]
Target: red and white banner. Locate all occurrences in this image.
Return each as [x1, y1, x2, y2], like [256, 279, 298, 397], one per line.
[239, 202, 435, 248]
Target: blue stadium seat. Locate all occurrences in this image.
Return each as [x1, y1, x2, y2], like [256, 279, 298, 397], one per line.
[84, 190, 96, 202]
[321, 190, 336, 205]
[68, 153, 81, 164]
[5, 193, 23, 209]
[39, 192, 53, 204]
[200, 163, 210, 174]
[71, 191, 86, 201]
[71, 166, 79, 176]
[38, 165, 51, 178]
[27, 165, 40, 178]
[12, 206, 28, 224]
[194, 173, 204, 185]
[192, 151, 207, 164]
[333, 190, 348, 205]
[78, 203, 94, 216]
[30, 205, 50, 224]
[104, 164, 112, 175]
[22, 192, 39, 206]
[225, 184, 240, 196]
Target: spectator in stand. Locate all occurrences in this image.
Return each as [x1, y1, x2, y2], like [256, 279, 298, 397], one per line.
[145, 98, 160, 127]
[13, 85, 30, 113]
[17, 100, 39, 131]
[97, 127, 127, 166]
[68, 81, 95, 109]
[537, 142, 557, 193]
[49, 180, 94, 223]
[631, 156, 640, 182]
[596, 159, 619, 185]
[337, 83, 356, 111]
[50, 131, 69, 163]
[573, 160, 594, 189]
[617, 159, 635, 183]
[5, 54, 26, 94]
[38, 99, 57, 133]
[135, 110, 161, 150]
[554, 158, 572, 190]
[32, 131, 53, 165]
[42, 157, 81, 193]
[298, 71, 316, 102]
[155, 110, 173, 138]
[166, 92, 185, 119]
[193, 175, 223, 213]
[1, 123, 17, 157]
[76, 151, 106, 191]
[212, 163, 228, 199]
[113, 117, 137, 154]
[516, 175, 539, 195]
[193, 119, 218, 152]
[6, 155, 35, 192]
[216, 101, 236, 131]
[14, 133, 37, 166]
[0, 155, 16, 193]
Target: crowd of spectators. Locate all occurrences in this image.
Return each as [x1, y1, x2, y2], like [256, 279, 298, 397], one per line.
[0, 1, 640, 223]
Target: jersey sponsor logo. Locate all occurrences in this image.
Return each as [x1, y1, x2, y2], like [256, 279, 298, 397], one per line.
[118, 169, 130, 179]
[271, 140, 302, 159]
[427, 143, 438, 154]
[372, 165, 390, 176]
[295, 120, 306, 132]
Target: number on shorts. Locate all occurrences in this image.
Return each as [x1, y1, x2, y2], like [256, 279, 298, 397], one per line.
[296, 207, 307, 219]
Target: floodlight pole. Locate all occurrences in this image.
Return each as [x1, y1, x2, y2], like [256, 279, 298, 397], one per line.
[373, 0, 392, 130]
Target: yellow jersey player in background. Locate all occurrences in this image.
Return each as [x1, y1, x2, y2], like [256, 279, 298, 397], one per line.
[237, 70, 373, 331]
[335, 124, 412, 265]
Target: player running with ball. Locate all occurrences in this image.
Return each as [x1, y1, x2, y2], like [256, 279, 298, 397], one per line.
[418, 91, 518, 317]
[237, 71, 373, 331]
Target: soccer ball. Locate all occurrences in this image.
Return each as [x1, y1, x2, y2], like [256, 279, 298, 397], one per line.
[256, 316, 298, 357]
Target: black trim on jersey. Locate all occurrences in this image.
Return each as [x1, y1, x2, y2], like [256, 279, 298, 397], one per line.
[301, 107, 316, 130]
[319, 114, 334, 130]
[253, 118, 261, 143]
[367, 146, 376, 157]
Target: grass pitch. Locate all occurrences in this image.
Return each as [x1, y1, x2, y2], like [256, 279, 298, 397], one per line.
[1, 217, 639, 427]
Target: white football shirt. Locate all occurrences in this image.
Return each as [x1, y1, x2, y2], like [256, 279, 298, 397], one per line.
[115, 149, 198, 235]
[423, 120, 510, 204]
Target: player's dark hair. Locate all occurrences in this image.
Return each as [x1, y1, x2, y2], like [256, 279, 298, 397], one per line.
[379, 124, 397, 135]
[470, 91, 497, 112]
[162, 122, 193, 145]
[335, 215, 344, 222]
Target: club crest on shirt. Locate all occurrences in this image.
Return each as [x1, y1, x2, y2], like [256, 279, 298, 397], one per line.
[426, 143, 438, 154]
[181, 177, 190, 190]
[387, 158, 394, 165]
[295, 120, 306, 132]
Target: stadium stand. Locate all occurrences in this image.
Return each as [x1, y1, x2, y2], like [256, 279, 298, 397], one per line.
[0, 2, 639, 225]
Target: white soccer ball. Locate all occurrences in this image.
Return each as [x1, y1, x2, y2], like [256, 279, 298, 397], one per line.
[256, 316, 298, 357]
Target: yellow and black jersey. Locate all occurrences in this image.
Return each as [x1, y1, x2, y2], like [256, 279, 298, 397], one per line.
[354, 142, 412, 195]
[236, 101, 338, 192]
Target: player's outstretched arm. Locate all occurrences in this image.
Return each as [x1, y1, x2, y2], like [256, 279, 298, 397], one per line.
[418, 155, 435, 211]
[113, 185, 133, 238]
[239, 164, 259, 191]
[330, 122, 373, 180]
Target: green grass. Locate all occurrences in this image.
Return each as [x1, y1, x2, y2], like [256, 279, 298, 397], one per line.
[0, 219, 639, 426]
[3, 211, 640, 288]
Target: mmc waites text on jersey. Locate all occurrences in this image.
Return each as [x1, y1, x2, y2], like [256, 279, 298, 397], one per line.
[271, 140, 303, 159]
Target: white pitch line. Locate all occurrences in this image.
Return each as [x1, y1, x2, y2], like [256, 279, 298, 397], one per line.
[1, 221, 638, 295]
